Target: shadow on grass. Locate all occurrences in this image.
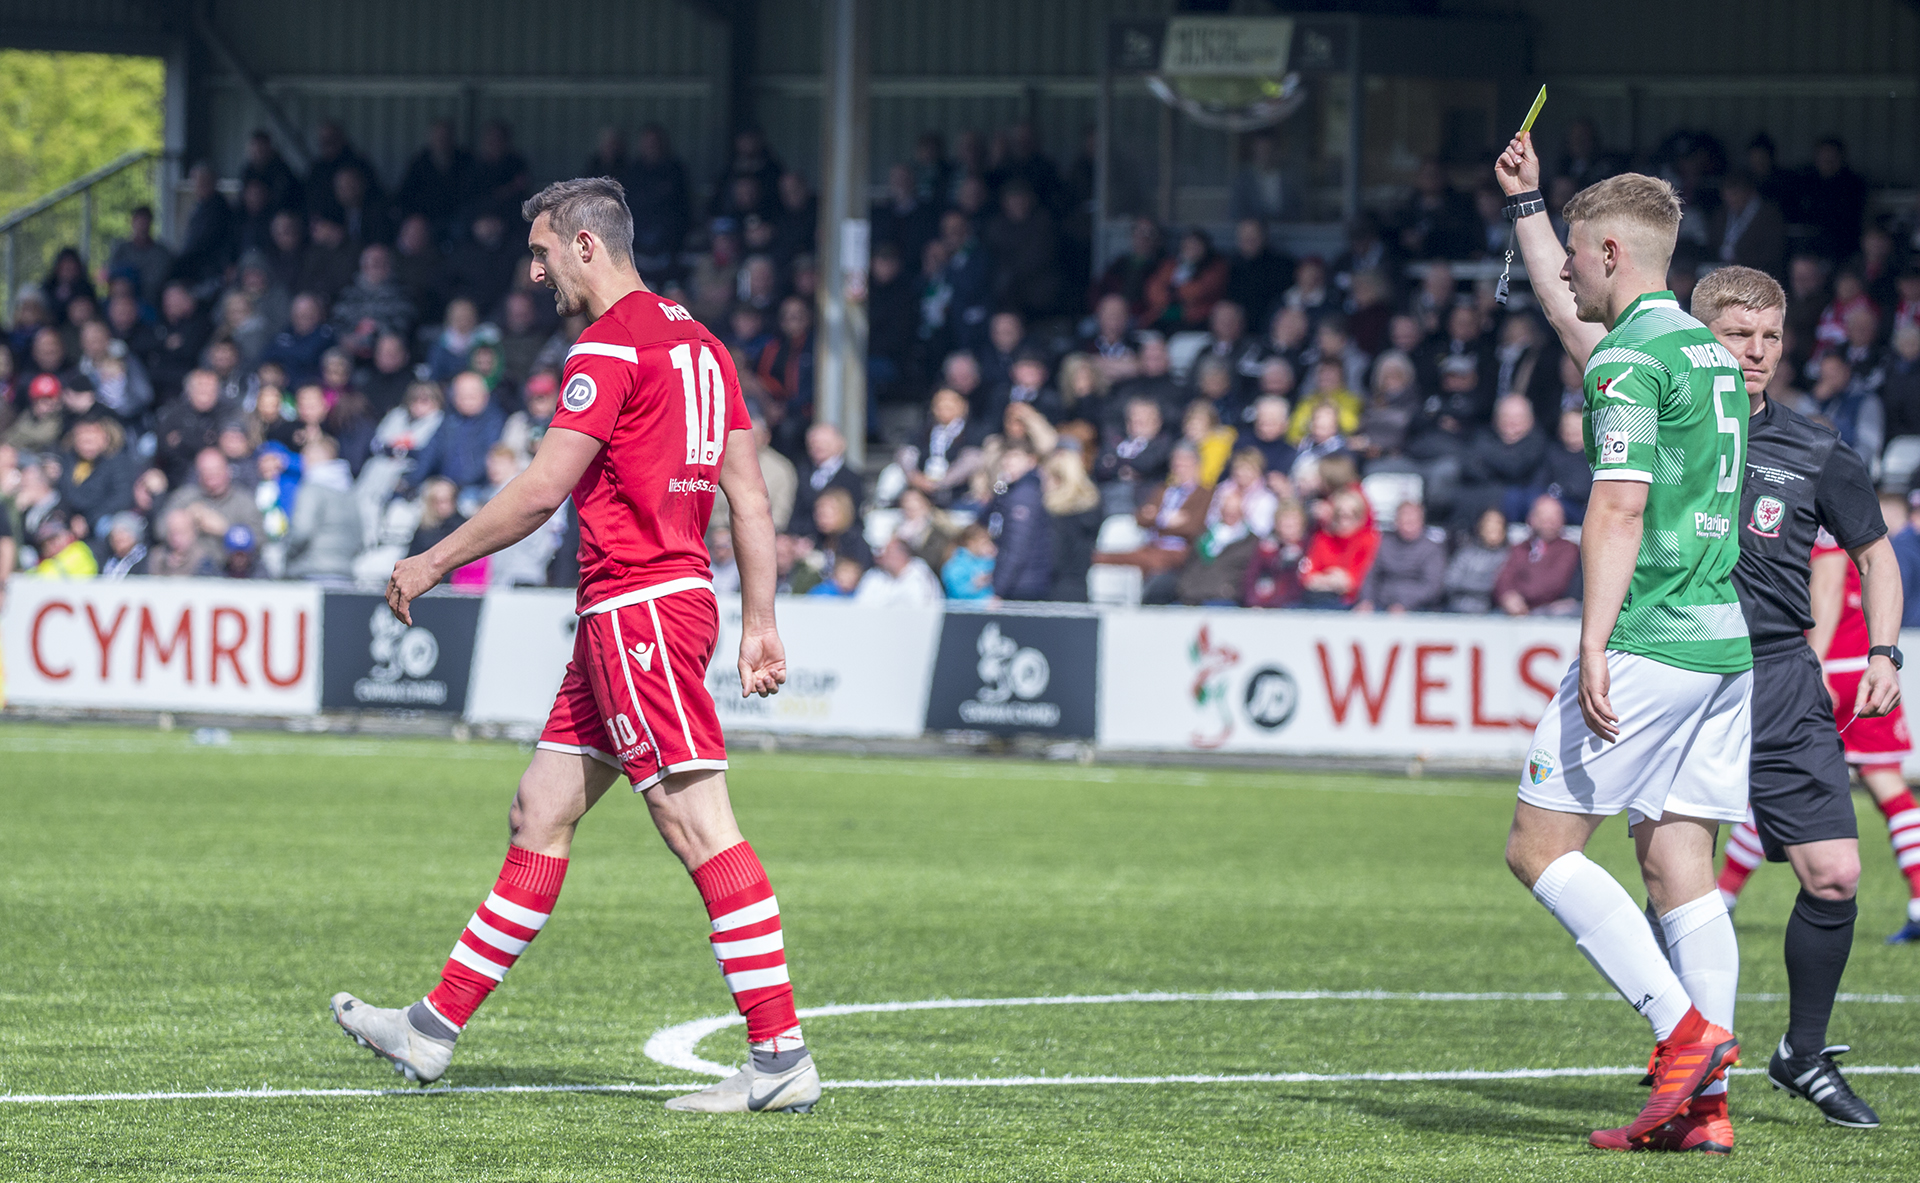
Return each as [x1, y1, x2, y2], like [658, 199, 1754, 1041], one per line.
[1329, 1079, 1648, 1141]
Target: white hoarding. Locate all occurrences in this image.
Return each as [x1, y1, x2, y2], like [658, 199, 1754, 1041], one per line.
[464, 588, 579, 725]
[1098, 607, 1580, 761]
[3, 576, 321, 714]
[463, 591, 941, 739]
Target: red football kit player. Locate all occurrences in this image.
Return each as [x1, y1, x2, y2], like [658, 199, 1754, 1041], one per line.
[1719, 533, 1920, 943]
[331, 177, 821, 1114]
[1816, 537, 1920, 941]
[533, 284, 752, 788]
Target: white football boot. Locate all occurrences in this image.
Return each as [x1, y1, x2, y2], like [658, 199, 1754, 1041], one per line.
[330, 993, 455, 1084]
[664, 1052, 821, 1113]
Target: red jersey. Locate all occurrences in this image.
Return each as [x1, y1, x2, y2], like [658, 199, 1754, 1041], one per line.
[1813, 536, 1871, 666]
[551, 290, 751, 614]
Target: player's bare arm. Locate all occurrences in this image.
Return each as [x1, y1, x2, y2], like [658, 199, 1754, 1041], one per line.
[1577, 478, 1648, 741]
[719, 426, 786, 699]
[1848, 535, 1904, 718]
[1807, 546, 1846, 668]
[1495, 131, 1605, 366]
[386, 427, 603, 624]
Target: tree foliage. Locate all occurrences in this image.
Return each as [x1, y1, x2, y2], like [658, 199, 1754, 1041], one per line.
[0, 50, 164, 294]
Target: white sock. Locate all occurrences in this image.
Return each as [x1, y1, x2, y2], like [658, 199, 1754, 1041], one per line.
[1533, 852, 1695, 1039]
[1661, 891, 1739, 1095]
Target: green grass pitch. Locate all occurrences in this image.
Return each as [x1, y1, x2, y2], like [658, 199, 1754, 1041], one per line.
[3, 722, 1920, 1181]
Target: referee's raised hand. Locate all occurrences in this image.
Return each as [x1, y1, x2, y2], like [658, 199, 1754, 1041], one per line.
[1495, 131, 1540, 197]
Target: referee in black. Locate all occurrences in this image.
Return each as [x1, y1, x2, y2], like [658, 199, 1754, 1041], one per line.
[1679, 266, 1903, 1129]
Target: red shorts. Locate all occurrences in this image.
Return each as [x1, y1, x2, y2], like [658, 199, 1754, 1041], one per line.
[1830, 666, 1912, 766]
[537, 580, 728, 790]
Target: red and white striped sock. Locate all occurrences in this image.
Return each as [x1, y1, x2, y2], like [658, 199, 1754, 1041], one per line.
[1717, 812, 1764, 908]
[422, 845, 568, 1031]
[1874, 786, 1920, 920]
[691, 841, 803, 1051]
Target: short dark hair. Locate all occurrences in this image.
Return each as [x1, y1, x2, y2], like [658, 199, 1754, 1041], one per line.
[522, 177, 634, 264]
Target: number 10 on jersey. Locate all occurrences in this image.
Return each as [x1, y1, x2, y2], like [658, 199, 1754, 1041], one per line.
[669, 342, 727, 466]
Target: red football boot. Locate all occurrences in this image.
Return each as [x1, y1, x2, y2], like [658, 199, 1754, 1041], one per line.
[1605, 1008, 1739, 1141]
[1591, 1094, 1734, 1154]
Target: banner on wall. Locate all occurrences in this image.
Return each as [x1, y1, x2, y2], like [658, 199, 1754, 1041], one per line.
[9, 577, 1920, 778]
[1097, 608, 1580, 760]
[1, 576, 320, 714]
[320, 592, 485, 714]
[465, 588, 579, 726]
[702, 599, 941, 737]
[925, 608, 1101, 737]
[461, 591, 942, 739]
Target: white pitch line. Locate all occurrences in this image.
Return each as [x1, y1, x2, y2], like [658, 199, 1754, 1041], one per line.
[9, 1065, 1920, 1107]
[642, 990, 1920, 1077]
[10, 990, 1920, 1107]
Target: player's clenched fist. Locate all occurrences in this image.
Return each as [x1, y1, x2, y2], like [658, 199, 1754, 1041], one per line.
[1495, 131, 1540, 197]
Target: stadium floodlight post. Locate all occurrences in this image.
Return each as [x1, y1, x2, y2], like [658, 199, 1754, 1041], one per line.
[815, 0, 871, 465]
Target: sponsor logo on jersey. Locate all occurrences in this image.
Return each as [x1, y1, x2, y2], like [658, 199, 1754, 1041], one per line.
[659, 300, 693, 322]
[667, 476, 720, 494]
[1597, 368, 1637, 401]
[562, 373, 597, 412]
[1600, 431, 1630, 463]
[628, 642, 655, 672]
[1527, 748, 1555, 786]
[1694, 511, 1732, 539]
[1748, 495, 1786, 538]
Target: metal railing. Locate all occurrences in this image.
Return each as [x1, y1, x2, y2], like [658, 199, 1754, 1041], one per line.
[1, 150, 157, 307]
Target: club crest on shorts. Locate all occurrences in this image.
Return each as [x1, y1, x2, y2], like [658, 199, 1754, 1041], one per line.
[1748, 495, 1785, 538]
[562, 373, 597, 413]
[1527, 748, 1555, 785]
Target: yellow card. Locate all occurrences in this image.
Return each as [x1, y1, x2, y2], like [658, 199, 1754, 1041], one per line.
[1518, 85, 1547, 135]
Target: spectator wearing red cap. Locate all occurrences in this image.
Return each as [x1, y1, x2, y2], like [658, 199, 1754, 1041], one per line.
[4, 374, 66, 453]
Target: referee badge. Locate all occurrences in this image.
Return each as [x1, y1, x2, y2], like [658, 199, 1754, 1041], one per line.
[1527, 748, 1555, 786]
[1748, 495, 1785, 539]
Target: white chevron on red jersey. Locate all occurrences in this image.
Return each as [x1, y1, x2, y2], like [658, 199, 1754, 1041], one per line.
[552, 290, 751, 615]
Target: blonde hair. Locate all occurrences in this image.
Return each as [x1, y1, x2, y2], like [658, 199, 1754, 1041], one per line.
[1042, 448, 1101, 516]
[1690, 265, 1786, 325]
[1561, 173, 1682, 269]
[1054, 352, 1108, 404]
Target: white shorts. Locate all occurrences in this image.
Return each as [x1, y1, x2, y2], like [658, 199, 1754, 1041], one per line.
[1518, 651, 1752, 826]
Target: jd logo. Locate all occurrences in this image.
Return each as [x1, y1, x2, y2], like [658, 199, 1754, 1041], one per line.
[1243, 666, 1298, 731]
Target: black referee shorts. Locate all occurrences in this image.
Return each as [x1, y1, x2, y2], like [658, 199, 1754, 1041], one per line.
[1748, 640, 1859, 860]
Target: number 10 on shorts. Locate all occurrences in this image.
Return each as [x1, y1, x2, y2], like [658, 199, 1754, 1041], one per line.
[606, 714, 640, 749]
[669, 342, 727, 466]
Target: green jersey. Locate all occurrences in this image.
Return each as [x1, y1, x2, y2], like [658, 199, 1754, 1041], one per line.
[1583, 290, 1751, 674]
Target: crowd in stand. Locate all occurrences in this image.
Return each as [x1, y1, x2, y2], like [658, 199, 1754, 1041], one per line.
[6, 115, 1920, 617]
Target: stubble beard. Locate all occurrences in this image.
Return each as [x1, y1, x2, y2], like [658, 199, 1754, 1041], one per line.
[552, 281, 586, 318]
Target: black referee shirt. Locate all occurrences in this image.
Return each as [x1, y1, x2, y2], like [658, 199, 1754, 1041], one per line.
[1734, 396, 1885, 643]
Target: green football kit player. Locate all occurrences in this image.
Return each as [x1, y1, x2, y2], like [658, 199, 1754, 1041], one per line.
[1495, 143, 1750, 1153]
